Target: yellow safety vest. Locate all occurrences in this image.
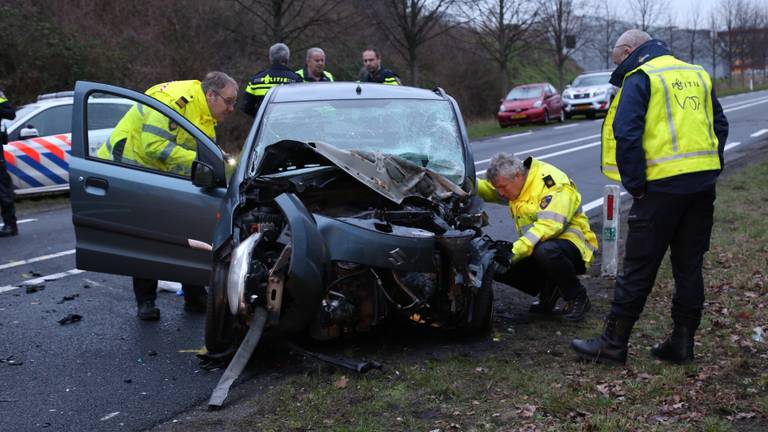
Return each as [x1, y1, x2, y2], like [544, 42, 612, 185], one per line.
[602, 55, 720, 181]
[296, 69, 335, 82]
[477, 159, 598, 266]
[98, 80, 216, 176]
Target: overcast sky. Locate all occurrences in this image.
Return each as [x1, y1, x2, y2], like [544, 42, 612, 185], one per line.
[610, 0, 719, 29]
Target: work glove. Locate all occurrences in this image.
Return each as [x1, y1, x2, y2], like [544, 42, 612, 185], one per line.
[492, 240, 514, 273]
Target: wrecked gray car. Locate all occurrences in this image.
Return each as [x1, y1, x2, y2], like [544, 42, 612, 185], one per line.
[69, 82, 495, 358]
[208, 85, 496, 354]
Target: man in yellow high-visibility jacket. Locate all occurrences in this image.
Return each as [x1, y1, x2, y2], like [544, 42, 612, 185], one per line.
[97, 71, 239, 320]
[478, 153, 598, 322]
[572, 30, 729, 365]
[296, 47, 335, 82]
[0, 90, 18, 237]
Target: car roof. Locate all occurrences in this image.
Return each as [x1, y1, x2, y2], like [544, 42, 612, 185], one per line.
[577, 71, 612, 77]
[513, 83, 548, 88]
[270, 82, 446, 103]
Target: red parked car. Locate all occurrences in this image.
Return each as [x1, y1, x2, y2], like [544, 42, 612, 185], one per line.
[497, 83, 564, 127]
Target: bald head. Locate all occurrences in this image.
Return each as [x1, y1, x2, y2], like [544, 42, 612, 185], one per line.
[612, 29, 652, 65]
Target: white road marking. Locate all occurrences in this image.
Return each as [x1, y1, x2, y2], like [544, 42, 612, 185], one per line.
[17, 219, 37, 224]
[475, 134, 601, 165]
[499, 131, 533, 140]
[583, 192, 630, 213]
[0, 249, 75, 271]
[100, 412, 121, 421]
[554, 123, 579, 130]
[477, 141, 600, 175]
[750, 129, 768, 138]
[0, 269, 85, 294]
[724, 142, 741, 151]
[722, 96, 768, 112]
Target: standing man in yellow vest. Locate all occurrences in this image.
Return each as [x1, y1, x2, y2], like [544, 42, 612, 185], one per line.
[240, 43, 302, 117]
[572, 30, 729, 364]
[0, 89, 18, 237]
[97, 71, 239, 320]
[296, 47, 335, 82]
[479, 154, 598, 322]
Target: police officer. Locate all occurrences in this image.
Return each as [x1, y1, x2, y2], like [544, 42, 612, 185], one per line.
[479, 154, 597, 322]
[571, 30, 729, 364]
[0, 89, 18, 237]
[240, 43, 302, 117]
[360, 47, 401, 85]
[98, 71, 239, 320]
[296, 47, 334, 82]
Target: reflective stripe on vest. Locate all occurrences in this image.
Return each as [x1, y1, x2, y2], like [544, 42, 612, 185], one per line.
[601, 55, 720, 182]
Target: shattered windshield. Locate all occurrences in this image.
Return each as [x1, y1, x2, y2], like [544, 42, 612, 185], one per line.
[255, 99, 466, 182]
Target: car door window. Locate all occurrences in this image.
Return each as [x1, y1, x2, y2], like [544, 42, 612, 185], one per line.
[88, 102, 132, 130]
[9, 104, 72, 140]
[88, 92, 205, 178]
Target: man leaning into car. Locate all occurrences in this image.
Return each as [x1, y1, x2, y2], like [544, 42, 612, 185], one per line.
[478, 153, 597, 321]
[0, 89, 18, 237]
[97, 71, 239, 320]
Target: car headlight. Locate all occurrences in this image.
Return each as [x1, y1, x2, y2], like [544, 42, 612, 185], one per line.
[533, 100, 542, 108]
[562, 91, 572, 98]
[593, 89, 606, 97]
[499, 104, 506, 112]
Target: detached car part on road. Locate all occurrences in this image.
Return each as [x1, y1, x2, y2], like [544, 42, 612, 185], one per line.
[69, 82, 496, 359]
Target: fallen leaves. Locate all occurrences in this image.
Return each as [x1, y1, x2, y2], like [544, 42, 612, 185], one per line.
[333, 375, 348, 389]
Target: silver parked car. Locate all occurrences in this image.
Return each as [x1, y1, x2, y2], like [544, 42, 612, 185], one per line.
[561, 71, 617, 119]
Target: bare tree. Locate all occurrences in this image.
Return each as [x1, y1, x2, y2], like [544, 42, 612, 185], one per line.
[709, 10, 721, 82]
[537, 0, 590, 90]
[629, 0, 662, 32]
[369, 0, 461, 85]
[230, 0, 355, 51]
[663, 12, 677, 53]
[461, 0, 538, 96]
[687, 4, 702, 63]
[591, 1, 619, 70]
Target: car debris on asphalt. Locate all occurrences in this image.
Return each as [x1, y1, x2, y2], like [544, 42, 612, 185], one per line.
[57, 314, 82, 325]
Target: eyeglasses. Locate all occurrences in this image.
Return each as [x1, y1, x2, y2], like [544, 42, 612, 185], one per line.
[212, 89, 237, 108]
[613, 44, 631, 50]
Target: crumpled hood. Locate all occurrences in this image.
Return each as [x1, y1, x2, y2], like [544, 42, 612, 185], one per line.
[257, 140, 468, 205]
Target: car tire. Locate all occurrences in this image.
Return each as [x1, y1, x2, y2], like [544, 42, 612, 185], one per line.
[558, 110, 565, 123]
[543, 110, 550, 124]
[205, 261, 239, 353]
[586, 112, 595, 119]
[452, 263, 495, 337]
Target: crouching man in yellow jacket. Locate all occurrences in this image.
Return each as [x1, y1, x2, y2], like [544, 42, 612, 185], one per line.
[478, 153, 598, 321]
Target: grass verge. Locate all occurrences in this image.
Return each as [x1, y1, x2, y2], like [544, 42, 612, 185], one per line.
[160, 153, 768, 432]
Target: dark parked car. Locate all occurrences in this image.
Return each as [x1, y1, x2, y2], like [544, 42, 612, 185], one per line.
[497, 83, 564, 127]
[69, 82, 496, 354]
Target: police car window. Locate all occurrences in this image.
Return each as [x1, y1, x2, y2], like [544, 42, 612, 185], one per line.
[88, 102, 132, 130]
[23, 105, 72, 137]
[88, 92, 199, 179]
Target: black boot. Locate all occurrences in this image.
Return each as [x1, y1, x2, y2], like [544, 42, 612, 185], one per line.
[0, 223, 18, 237]
[137, 300, 160, 321]
[651, 324, 696, 364]
[529, 281, 561, 314]
[571, 316, 635, 364]
[562, 292, 591, 322]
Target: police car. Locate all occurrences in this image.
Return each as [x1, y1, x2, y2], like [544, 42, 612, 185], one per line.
[1, 92, 133, 195]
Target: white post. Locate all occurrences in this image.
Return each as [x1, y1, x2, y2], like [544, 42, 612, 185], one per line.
[601, 185, 621, 278]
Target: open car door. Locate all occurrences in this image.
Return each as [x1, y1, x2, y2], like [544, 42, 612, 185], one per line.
[69, 81, 228, 285]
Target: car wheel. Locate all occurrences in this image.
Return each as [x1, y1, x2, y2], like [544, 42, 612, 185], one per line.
[452, 263, 495, 336]
[586, 112, 595, 120]
[543, 110, 550, 124]
[558, 109, 565, 123]
[205, 260, 239, 353]
[565, 112, 572, 120]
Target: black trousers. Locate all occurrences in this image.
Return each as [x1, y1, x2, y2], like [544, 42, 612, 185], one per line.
[494, 239, 586, 301]
[133, 277, 206, 304]
[0, 148, 17, 226]
[610, 187, 716, 328]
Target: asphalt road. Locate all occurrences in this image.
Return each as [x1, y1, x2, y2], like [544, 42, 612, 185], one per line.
[1, 89, 767, 431]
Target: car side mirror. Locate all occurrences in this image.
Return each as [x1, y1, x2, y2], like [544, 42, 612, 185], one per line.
[20, 126, 40, 139]
[191, 160, 217, 188]
[499, 98, 504, 103]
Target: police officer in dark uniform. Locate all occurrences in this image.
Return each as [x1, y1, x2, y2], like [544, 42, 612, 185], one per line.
[240, 43, 302, 117]
[360, 47, 401, 85]
[0, 89, 18, 237]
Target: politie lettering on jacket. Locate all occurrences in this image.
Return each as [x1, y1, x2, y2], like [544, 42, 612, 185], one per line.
[671, 78, 703, 111]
